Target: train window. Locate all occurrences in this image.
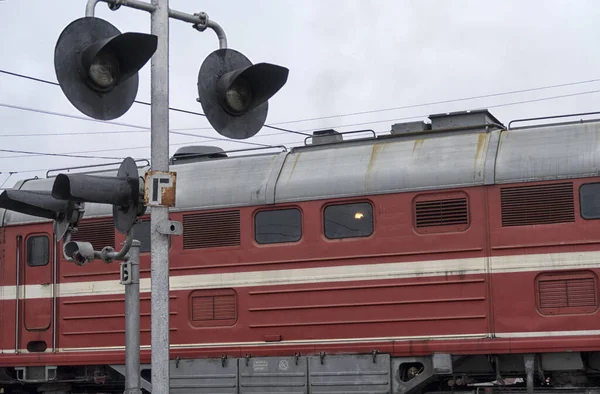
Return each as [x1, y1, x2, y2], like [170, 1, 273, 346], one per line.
[131, 220, 170, 252]
[132, 221, 151, 253]
[255, 208, 302, 244]
[580, 183, 600, 219]
[324, 202, 373, 239]
[26, 235, 49, 267]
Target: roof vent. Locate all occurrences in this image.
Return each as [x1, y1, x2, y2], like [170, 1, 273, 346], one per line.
[428, 109, 503, 130]
[391, 121, 431, 135]
[170, 146, 228, 164]
[311, 129, 343, 145]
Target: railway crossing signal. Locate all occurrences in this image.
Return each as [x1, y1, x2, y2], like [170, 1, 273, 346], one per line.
[51, 157, 145, 235]
[54, 17, 157, 120]
[50, 1, 290, 391]
[0, 189, 83, 240]
[197, 48, 289, 139]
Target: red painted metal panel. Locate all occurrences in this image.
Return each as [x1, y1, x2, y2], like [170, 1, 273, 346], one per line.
[23, 234, 52, 332]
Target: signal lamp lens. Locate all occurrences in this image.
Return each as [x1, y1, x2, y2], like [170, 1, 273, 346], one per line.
[88, 52, 119, 90]
[224, 77, 252, 115]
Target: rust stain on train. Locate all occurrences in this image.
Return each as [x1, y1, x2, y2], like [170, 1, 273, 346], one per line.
[474, 133, 488, 176]
[287, 152, 302, 181]
[412, 139, 424, 155]
[366, 143, 385, 189]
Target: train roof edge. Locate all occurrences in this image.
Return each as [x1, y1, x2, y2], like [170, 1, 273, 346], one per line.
[3, 108, 600, 226]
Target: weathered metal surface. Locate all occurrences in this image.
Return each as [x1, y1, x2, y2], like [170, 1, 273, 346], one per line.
[308, 353, 391, 393]
[495, 121, 600, 184]
[169, 358, 237, 393]
[143, 170, 177, 207]
[275, 131, 492, 203]
[172, 153, 281, 210]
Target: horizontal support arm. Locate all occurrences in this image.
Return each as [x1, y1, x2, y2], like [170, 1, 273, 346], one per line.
[86, 0, 156, 16]
[86, 0, 228, 49]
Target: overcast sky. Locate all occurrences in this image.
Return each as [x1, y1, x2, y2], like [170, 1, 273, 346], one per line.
[0, 0, 599, 188]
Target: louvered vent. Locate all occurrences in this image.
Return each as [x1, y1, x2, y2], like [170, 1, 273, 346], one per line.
[415, 198, 468, 227]
[501, 183, 574, 227]
[190, 289, 237, 327]
[70, 219, 115, 250]
[413, 194, 469, 233]
[183, 210, 240, 249]
[537, 272, 597, 315]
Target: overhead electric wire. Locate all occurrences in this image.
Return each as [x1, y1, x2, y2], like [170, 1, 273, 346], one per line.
[0, 148, 133, 160]
[2, 85, 600, 162]
[296, 88, 600, 133]
[2, 69, 600, 170]
[0, 102, 273, 148]
[3, 68, 600, 138]
[268, 77, 600, 126]
[0, 69, 309, 137]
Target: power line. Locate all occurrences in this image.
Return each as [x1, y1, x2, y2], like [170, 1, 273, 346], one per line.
[0, 148, 133, 160]
[2, 86, 600, 160]
[267, 78, 600, 126]
[4, 84, 600, 176]
[0, 102, 274, 147]
[5, 68, 599, 139]
[295, 88, 600, 132]
[0, 69, 309, 137]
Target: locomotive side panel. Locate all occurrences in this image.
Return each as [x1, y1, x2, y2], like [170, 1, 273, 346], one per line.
[53, 186, 490, 354]
[488, 177, 600, 339]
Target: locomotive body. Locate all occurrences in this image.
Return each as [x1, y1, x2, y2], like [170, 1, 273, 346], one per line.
[1, 109, 600, 393]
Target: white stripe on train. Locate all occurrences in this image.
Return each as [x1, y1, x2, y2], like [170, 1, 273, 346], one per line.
[0, 249, 599, 300]
[2, 329, 600, 354]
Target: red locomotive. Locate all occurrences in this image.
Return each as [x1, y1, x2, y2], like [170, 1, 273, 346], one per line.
[1, 109, 600, 393]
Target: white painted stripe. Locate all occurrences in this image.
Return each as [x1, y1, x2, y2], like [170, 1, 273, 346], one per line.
[1, 249, 599, 300]
[2, 329, 598, 355]
[497, 329, 600, 338]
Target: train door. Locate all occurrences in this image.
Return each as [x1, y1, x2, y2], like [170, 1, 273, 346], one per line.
[18, 232, 54, 353]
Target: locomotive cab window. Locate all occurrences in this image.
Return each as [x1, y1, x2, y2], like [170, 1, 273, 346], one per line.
[255, 208, 302, 244]
[580, 183, 600, 219]
[324, 202, 373, 239]
[27, 235, 49, 267]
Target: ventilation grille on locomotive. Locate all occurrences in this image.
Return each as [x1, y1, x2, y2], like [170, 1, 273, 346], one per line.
[500, 182, 574, 227]
[183, 210, 241, 249]
[70, 219, 115, 250]
[189, 289, 237, 327]
[537, 272, 597, 315]
[414, 196, 469, 233]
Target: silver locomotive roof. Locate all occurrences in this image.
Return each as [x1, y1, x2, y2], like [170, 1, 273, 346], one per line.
[3, 109, 600, 226]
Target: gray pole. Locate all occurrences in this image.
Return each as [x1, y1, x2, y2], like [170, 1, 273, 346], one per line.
[124, 240, 141, 394]
[150, 0, 171, 392]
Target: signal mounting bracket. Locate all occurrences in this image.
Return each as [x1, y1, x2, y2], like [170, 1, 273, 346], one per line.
[192, 12, 208, 32]
[157, 220, 182, 236]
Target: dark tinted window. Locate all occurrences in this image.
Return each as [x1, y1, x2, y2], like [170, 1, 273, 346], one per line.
[255, 208, 302, 244]
[131, 220, 171, 252]
[324, 202, 373, 239]
[580, 183, 600, 219]
[27, 235, 49, 267]
[132, 221, 151, 253]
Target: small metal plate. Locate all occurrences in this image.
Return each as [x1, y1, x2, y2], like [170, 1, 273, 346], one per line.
[144, 171, 177, 207]
[239, 356, 307, 393]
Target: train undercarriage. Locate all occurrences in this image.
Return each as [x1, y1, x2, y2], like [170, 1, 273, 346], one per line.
[2, 351, 600, 393]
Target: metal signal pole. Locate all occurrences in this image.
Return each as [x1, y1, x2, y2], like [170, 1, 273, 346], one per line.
[55, 2, 286, 391]
[84, 1, 227, 391]
[149, 0, 171, 391]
